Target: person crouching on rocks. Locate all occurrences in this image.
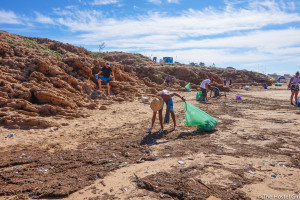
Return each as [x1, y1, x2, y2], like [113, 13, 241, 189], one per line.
[147, 90, 185, 134]
[97, 62, 115, 95]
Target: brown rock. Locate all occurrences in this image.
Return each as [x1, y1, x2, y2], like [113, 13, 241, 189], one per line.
[99, 105, 107, 110]
[33, 90, 76, 108]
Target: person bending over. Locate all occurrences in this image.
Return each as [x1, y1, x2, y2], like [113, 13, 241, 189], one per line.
[147, 90, 185, 134]
[199, 78, 215, 102]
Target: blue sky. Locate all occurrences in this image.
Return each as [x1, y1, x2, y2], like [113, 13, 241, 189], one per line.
[1, 0, 300, 75]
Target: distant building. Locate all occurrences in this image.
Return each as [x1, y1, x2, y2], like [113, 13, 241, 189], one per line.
[268, 73, 280, 80]
[199, 62, 205, 67]
[283, 74, 292, 83]
[226, 67, 235, 70]
[163, 57, 173, 63]
[277, 76, 286, 83]
[268, 73, 278, 76]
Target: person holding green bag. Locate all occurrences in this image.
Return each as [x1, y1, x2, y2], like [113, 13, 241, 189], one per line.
[147, 90, 185, 134]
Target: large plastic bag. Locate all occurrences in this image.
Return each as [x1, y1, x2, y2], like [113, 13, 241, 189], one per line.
[196, 90, 202, 101]
[196, 90, 206, 101]
[182, 102, 218, 131]
[185, 82, 191, 92]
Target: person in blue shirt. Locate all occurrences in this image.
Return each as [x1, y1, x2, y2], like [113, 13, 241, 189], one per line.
[165, 74, 171, 86]
[97, 62, 115, 95]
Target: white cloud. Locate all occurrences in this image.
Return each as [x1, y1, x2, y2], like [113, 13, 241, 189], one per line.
[0, 10, 22, 24]
[147, 0, 162, 4]
[57, 3, 300, 44]
[92, 0, 119, 5]
[167, 0, 179, 3]
[53, 0, 300, 74]
[35, 12, 55, 24]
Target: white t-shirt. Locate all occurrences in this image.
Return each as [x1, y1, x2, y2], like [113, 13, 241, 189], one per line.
[200, 79, 211, 89]
[292, 76, 299, 86]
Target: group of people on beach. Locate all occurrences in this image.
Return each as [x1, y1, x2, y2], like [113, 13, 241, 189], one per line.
[95, 63, 299, 134]
[147, 77, 220, 134]
[222, 77, 232, 86]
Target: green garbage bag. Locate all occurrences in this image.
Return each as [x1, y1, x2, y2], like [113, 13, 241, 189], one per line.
[185, 82, 191, 92]
[196, 90, 206, 101]
[182, 102, 218, 131]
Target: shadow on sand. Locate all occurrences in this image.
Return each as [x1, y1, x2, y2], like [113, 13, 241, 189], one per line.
[140, 128, 217, 146]
[140, 130, 173, 146]
[176, 129, 216, 139]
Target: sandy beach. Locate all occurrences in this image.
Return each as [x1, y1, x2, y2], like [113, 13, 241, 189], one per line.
[1, 84, 299, 200]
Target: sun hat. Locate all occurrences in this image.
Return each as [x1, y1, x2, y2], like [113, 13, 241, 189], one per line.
[150, 96, 164, 111]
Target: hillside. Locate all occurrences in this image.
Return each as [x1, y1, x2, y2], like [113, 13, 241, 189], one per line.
[0, 30, 270, 129]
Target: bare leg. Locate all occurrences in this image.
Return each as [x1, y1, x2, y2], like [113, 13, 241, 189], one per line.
[171, 111, 176, 128]
[98, 80, 102, 90]
[151, 112, 157, 127]
[291, 91, 295, 105]
[107, 83, 110, 95]
[158, 110, 163, 129]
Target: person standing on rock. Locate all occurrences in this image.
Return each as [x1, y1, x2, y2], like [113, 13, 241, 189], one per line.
[288, 71, 299, 105]
[97, 62, 115, 95]
[147, 90, 185, 134]
[223, 77, 227, 86]
[165, 74, 171, 87]
[200, 78, 215, 102]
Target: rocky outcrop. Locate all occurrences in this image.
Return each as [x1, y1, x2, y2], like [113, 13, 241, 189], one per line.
[0, 30, 270, 129]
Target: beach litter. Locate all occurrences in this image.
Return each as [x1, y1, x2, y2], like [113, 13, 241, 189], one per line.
[7, 133, 15, 138]
[248, 170, 255, 175]
[141, 97, 149, 103]
[28, 193, 35, 198]
[178, 160, 185, 165]
[118, 162, 129, 168]
[185, 82, 191, 92]
[236, 95, 242, 100]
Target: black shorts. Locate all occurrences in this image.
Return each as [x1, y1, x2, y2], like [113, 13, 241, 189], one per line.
[291, 85, 299, 92]
[213, 88, 220, 97]
[200, 88, 207, 97]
